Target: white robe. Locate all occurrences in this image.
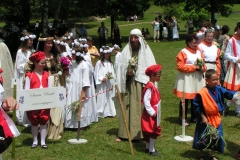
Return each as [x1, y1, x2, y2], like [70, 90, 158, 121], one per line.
[64, 61, 92, 128]
[83, 52, 98, 122]
[172, 20, 179, 39]
[94, 60, 116, 118]
[14, 49, 32, 127]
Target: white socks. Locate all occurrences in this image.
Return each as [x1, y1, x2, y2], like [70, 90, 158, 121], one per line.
[40, 124, 47, 145]
[146, 142, 149, 149]
[31, 125, 38, 145]
[149, 138, 156, 152]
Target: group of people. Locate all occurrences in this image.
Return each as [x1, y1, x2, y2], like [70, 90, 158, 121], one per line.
[1, 17, 240, 159]
[150, 15, 179, 42]
[173, 21, 240, 160]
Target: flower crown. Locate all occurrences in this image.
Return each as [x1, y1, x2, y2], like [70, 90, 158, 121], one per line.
[53, 40, 68, 46]
[73, 40, 88, 48]
[38, 37, 54, 41]
[100, 46, 113, 53]
[62, 33, 73, 40]
[20, 34, 36, 41]
[71, 50, 84, 57]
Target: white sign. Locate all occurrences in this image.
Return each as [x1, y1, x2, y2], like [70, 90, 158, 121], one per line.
[17, 87, 66, 111]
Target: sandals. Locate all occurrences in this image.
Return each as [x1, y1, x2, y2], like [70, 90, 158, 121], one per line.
[41, 144, 48, 149]
[31, 144, 37, 149]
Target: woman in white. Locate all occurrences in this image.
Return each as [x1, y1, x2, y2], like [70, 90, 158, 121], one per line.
[15, 32, 36, 127]
[198, 29, 221, 78]
[151, 17, 160, 42]
[94, 46, 116, 118]
[172, 16, 179, 40]
[112, 44, 121, 72]
[64, 47, 91, 128]
[80, 39, 98, 123]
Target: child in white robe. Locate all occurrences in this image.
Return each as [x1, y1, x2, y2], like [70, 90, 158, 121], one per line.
[94, 46, 116, 118]
[15, 32, 36, 127]
[64, 47, 91, 128]
[112, 44, 121, 72]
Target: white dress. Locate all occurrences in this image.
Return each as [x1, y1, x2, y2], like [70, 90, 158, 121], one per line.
[83, 52, 98, 123]
[64, 61, 92, 128]
[114, 51, 121, 72]
[94, 60, 116, 118]
[172, 20, 179, 39]
[14, 49, 32, 127]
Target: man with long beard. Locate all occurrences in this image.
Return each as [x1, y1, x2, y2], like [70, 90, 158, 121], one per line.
[115, 29, 156, 141]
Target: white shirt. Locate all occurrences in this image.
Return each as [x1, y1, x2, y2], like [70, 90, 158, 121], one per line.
[143, 88, 155, 116]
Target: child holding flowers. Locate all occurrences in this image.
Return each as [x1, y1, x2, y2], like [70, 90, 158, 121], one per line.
[94, 46, 116, 118]
[192, 69, 237, 160]
[25, 51, 51, 149]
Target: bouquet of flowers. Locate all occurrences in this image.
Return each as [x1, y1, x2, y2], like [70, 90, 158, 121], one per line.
[68, 100, 80, 115]
[106, 72, 114, 80]
[60, 57, 71, 72]
[195, 58, 204, 67]
[127, 55, 138, 75]
[197, 124, 226, 149]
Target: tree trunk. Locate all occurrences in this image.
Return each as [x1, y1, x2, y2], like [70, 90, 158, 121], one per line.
[21, 0, 30, 29]
[111, 16, 114, 42]
[53, 0, 63, 28]
[42, 0, 49, 35]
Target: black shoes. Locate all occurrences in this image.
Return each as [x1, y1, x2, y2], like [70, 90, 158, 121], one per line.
[149, 150, 161, 156]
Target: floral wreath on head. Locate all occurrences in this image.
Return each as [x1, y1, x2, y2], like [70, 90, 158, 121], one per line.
[20, 34, 36, 41]
[100, 46, 113, 53]
[62, 32, 73, 40]
[53, 40, 68, 46]
[71, 50, 84, 58]
[38, 37, 54, 41]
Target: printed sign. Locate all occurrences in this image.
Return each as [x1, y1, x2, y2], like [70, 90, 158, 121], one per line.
[17, 87, 66, 111]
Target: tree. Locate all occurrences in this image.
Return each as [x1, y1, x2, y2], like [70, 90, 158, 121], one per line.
[155, 0, 237, 25]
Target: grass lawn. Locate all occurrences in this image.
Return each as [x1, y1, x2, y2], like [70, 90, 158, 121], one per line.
[2, 4, 240, 160]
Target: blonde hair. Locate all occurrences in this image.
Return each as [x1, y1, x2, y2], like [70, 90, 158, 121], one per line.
[19, 32, 34, 53]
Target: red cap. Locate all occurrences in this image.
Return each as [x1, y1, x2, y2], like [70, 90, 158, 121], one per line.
[29, 51, 45, 62]
[145, 64, 162, 76]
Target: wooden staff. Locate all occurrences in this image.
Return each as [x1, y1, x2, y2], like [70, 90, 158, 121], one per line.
[77, 91, 84, 140]
[11, 83, 17, 159]
[115, 84, 134, 155]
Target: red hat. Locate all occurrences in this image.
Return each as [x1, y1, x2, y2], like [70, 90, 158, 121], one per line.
[0, 68, 3, 73]
[29, 51, 45, 62]
[145, 64, 162, 76]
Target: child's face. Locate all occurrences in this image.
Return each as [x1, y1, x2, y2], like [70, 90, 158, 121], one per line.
[34, 59, 46, 70]
[206, 73, 218, 87]
[151, 71, 162, 82]
[104, 53, 110, 60]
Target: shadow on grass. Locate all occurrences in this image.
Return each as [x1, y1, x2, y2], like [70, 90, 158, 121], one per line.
[225, 139, 239, 159]
[106, 128, 118, 136]
[164, 116, 179, 125]
[180, 150, 199, 159]
[20, 126, 31, 133]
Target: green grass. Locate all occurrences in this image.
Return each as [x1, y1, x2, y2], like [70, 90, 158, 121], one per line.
[2, 4, 240, 160]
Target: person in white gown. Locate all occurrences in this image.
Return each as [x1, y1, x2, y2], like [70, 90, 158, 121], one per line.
[64, 47, 92, 128]
[112, 44, 121, 72]
[15, 32, 36, 127]
[94, 46, 116, 118]
[172, 16, 179, 40]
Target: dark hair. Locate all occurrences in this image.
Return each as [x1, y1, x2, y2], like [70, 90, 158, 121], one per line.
[202, 21, 212, 28]
[221, 25, 230, 35]
[37, 34, 60, 58]
[30, 60, 41, 71]
[100, 46, 112, 66]
[73, 48, 84, 64]
[19, 32, 34, 53]
[205, 69, 217, 79]
[155, 17, 159, 21]
[185, 34, 198, 45]
[236, 22, 240, 29]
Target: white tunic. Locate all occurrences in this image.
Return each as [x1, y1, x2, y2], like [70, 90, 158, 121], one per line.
[83, 52, 98, 122]
[94, 60, 116, 118]
[64, 61, 92, 128]
[14, 49, 32, 127]
[172, 20, 179, 39]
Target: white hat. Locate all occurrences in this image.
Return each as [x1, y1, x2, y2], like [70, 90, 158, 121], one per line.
[130, 29, 142, 36]
[113, 44, 120, 50]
